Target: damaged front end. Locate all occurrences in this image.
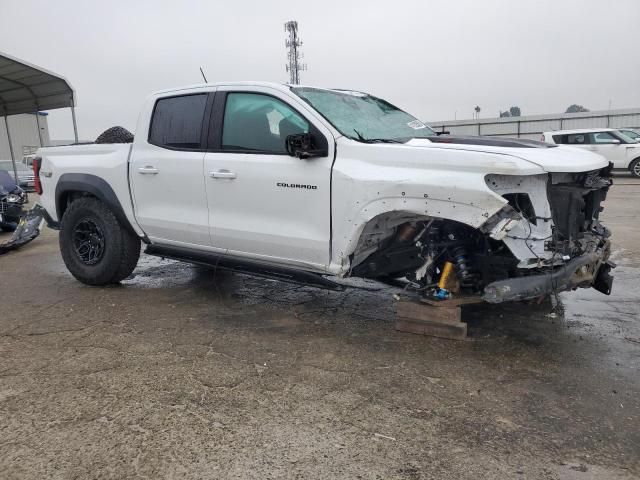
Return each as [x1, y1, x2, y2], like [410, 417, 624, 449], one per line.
[481, 166, 614, 302]
[348, 166, 614, 303]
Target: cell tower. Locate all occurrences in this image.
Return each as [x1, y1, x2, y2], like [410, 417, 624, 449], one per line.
[285, 20, 306, 85]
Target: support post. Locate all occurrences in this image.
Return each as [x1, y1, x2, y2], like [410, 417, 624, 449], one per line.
[3, 115, 18, 182]
[71, 106, 79, 144]
[35, 111, 44, 147]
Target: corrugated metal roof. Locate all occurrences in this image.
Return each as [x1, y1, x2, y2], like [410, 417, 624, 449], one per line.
[0, 50, 75, 116]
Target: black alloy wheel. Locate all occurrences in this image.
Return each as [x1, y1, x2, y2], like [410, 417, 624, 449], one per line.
[72, 218, 106, 265]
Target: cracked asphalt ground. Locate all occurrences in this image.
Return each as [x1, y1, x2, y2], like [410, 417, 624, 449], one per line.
[1, 176, 639, 479]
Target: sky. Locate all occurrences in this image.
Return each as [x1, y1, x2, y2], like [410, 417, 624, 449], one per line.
[1, 0, 639, 140]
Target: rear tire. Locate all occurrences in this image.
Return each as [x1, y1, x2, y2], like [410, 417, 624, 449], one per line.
[95, 126, 134, 144]
[629, 158, 640, 178]
[59, 197, 140, 285]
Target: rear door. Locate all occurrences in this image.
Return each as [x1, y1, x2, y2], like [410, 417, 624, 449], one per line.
[130, 91, 213, 246]
[203, 86, 334, 270]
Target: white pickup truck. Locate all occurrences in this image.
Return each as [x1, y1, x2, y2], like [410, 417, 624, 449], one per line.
[35, 82, 615, 303]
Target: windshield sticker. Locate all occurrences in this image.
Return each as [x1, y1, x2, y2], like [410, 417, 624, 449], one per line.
[407, 120, 427, 130]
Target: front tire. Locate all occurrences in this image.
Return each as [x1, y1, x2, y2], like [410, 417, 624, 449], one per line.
[629, 158, 640, 178]
[59, 197, 140, 285]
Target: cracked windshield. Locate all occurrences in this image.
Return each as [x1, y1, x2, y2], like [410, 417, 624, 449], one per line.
[292, 86, 436, 142]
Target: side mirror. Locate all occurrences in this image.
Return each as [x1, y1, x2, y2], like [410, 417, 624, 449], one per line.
[610, 139, 621, 145]
[286, 133, 327, 159]
[436, 130, 451, 136]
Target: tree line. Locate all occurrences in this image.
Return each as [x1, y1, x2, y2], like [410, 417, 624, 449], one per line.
[498, 104, 590, 118]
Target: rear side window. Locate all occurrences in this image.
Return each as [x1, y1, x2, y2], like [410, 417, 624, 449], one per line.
[552, 135, 566, 144]
[566, 134, 587, 145]
[149, 94, 207, 150]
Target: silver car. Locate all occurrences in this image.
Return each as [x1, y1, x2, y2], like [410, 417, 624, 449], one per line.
[0, 160, 35, 192]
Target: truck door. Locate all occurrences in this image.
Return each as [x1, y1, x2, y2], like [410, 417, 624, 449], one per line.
[130, 92, 213, 246]
[203, 87, 334, 270]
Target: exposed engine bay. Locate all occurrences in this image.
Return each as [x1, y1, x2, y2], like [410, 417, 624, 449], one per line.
[348, 166, 614, 303]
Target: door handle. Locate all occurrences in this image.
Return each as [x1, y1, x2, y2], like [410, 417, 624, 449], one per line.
[138, 166, 159, 175]
[209, 170, 237, 179]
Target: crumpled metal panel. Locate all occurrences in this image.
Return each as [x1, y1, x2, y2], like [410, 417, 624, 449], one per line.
[0, 205, 44, 255]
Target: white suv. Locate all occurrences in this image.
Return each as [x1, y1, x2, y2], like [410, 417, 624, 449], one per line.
[542, 128, 640, 177]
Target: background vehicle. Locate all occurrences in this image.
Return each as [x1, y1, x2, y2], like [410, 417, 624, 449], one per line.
[618, 128, 640, 142]
[0, 170, 27, 231]
[542, 128, 640, 177]
[22, 154, 37, 168]
[35, 82, 614, 303]
[0, 160, 36, 191]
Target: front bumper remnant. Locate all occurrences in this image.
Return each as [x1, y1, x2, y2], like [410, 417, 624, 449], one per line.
[0, 205, 45, 255]
[482, 252, 615, 303]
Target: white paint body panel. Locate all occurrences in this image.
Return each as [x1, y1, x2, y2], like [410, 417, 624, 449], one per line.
[203, 85, 336, 270]
[36, 143, 143, 236]
[129, 86, 213, 247]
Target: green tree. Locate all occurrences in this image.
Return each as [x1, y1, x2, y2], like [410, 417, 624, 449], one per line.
[499, 106, 521, 118]
[565, 104, 589, 113]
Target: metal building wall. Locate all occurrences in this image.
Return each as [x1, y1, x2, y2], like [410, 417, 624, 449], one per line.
[0, 113, 50, 160]
[428, 107, 640, 140]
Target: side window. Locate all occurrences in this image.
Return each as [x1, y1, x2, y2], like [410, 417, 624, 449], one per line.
[591, 132, 618, 144]
[552, 134, 567, 144]
[222, 93, 309, 153]
[149, 94, 208, 150]
[566, 134, 587, 145]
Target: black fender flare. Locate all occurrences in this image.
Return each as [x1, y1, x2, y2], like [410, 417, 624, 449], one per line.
[55, 173, 137, 235]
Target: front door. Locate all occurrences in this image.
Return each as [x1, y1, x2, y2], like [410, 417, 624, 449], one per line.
[130, 92, 212, 246]
[203, 88, 334, 270]
[588, 131, 628, 168]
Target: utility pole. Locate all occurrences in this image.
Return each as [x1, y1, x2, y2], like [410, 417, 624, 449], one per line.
[285, 20, 306, 84]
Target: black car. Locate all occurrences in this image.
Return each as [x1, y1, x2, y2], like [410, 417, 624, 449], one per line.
[0, 170, 27, 232]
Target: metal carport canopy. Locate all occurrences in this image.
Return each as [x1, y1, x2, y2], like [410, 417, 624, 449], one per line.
[0, 50, 77, 179]
[0, 50, 76, 116]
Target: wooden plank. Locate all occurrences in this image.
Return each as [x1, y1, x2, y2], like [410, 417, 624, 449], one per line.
[395, 317, 467, 340]
[420, 295, 484, 308]
[395, 299, 469, 340]
[397, 300, 461, 325]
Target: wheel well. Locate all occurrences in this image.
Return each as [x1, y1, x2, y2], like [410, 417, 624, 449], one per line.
[349, 212, 478, 272]
[54, 173, 139, 238]
[58, 190, 97, 220]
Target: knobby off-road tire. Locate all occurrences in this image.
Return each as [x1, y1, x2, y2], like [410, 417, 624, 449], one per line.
[59, 197, 140, 285]
[95, 126, 134, 144]
[629, 158, 640, 178]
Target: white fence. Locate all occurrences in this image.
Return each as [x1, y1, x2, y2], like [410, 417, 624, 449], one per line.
[428, 107, 640, 140]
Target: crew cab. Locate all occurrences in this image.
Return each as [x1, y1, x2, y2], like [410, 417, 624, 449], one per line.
[542, 128, 640, 177]
[35, 82, 615, 303]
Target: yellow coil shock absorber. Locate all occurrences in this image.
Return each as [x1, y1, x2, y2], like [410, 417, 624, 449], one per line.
[438, 261, 455, 290]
